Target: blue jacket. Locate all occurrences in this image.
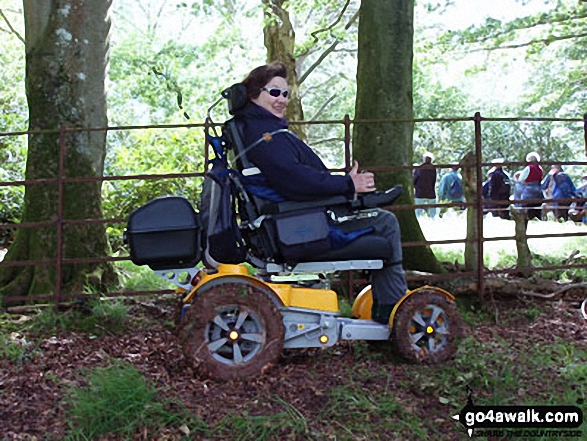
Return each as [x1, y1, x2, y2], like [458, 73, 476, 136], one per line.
[541, 172, 576, 200]
[235, 103, 355, 202]
[438, 170, 464, 202]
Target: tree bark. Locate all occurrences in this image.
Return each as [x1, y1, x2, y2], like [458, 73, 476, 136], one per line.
[353, 0, 443, 273]
[0, 0, 116, 302]
[261, 0, 306, 140]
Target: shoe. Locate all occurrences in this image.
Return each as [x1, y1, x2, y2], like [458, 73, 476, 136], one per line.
[371, 303, 395, 325]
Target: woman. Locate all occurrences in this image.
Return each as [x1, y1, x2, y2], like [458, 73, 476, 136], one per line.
[519, 151, 543, 220]
[234, 62, 407, 324]
[541, 164, 576, 221]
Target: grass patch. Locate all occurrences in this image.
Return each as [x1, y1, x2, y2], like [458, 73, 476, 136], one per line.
[423, 213, 587, 276]
[28, 298, 130, 336]
[115, 259, 173, 292]
[211, 397, 309, 441]
[0, 334, 27, 363]
[405, 336, 587, 410]
[65, 360, 206, 440]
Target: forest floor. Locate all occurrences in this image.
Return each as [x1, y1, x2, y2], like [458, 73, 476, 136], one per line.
[1, 289, 586, 441]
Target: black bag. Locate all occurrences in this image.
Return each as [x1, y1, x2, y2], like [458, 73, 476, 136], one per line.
[200, 158, 247, 265]
[126, 196, 201, 270]
[273, 209, 330, 260]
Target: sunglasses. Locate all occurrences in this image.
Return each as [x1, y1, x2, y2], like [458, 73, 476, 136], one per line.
[261, 87, 290, 98]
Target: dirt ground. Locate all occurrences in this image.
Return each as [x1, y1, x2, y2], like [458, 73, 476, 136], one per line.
[1, 293, 586, 440]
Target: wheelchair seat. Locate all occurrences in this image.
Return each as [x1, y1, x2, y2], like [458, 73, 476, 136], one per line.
[313, 235, 392, 262]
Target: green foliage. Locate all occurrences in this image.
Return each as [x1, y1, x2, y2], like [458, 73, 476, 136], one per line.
[432, 246, 465, 266]
[531, 253, 587, 283]
[213, 397, 309, 441]
[406, 334, 587, 418]
[0, 335, 27, 363]
[103, 126, 205, 252]
[28, 299, 130, 336]
[317, 369, 429, 438]
[0, 4, 28, 225]
[440, 1, 586, 54]
[431, 0, 586, 147]
[66, 360, 206, 440]
[114, 260, 175, 292]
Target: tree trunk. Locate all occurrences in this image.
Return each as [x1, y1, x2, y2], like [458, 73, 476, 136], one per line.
[353, 0, 442, 273]
[0, 0, 116, 302]
[261, 0, 306, 140]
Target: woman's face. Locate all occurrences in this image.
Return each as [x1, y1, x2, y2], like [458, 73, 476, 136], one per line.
[252, 76, 290, 118]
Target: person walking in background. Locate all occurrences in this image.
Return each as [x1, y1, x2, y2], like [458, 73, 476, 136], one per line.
[519, 151, 543, 220]
[413, 152, 438, 218]
[569, 175, 587, 223]
[541, 164, 576, 221]
[511, 171, 524, 211]
[485, 158, 512, 219]
[438, 165, 464, 212]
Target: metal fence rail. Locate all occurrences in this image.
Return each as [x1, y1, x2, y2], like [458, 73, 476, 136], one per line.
[1, 113, 586, 305]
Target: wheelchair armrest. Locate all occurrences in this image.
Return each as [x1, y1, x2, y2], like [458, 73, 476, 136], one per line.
[260, 195, 354, 215]
[259, 185, 403, 215]
[356, 185, 403, 209]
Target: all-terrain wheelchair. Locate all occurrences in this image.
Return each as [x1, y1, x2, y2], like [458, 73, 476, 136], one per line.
[125, 84, 462, 380]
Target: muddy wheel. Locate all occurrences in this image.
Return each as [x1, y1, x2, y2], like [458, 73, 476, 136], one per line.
[178, 279, 284, 381]
[392, 291, 462, 363]
[174, 296, 185, 332]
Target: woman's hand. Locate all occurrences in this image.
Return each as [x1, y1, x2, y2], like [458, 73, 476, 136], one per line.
[349, 160, 376, 193]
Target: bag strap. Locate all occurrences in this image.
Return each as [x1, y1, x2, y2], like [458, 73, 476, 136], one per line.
[233, 129, 292, 164]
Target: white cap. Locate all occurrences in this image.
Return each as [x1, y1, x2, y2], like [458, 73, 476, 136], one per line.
[491, 158, 505, 164]
[526, 152, 540, 162]
[423, 151, 435, 161]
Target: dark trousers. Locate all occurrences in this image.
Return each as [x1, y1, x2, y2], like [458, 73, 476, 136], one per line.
[338, 209, 407, 306]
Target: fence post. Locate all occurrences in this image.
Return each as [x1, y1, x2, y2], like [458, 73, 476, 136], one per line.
[343, 114, 351, 171]
[343, 114, 354, 299]
[55, 125, 67, 306]
[204, 117, 211, 165]
[473, 112, 485, 298]
[584, 113, 587, 156]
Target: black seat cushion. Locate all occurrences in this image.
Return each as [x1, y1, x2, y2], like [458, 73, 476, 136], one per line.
[310, 235, 392, 262]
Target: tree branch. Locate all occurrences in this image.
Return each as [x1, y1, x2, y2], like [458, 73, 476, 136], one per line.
[473, 12, 587, 45]
[309, 0, 351, 44]
[481, 32, 587, 51]
[299, 9, 359, 85]
[310, 93, 337, 121]
[0, 8, 25, 44]
[520, 281, 587, 299]
[308, 137, 344, 146]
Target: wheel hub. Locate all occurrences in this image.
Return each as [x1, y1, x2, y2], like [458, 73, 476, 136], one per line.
[409, 304, 449, 354]
[204, 307, 265, 365]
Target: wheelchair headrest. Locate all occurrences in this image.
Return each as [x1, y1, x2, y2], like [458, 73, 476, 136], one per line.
[221, 83, 248, 115]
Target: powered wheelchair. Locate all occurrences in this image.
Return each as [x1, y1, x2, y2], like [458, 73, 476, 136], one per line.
[125, 84, 462, 380]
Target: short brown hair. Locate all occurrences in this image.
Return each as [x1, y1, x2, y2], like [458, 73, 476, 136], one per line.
[242, 62, 288, 100]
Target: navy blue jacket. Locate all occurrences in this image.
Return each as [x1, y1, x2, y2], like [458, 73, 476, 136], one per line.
[413, 163, 436, 199]
[234, 103, 355, 202]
